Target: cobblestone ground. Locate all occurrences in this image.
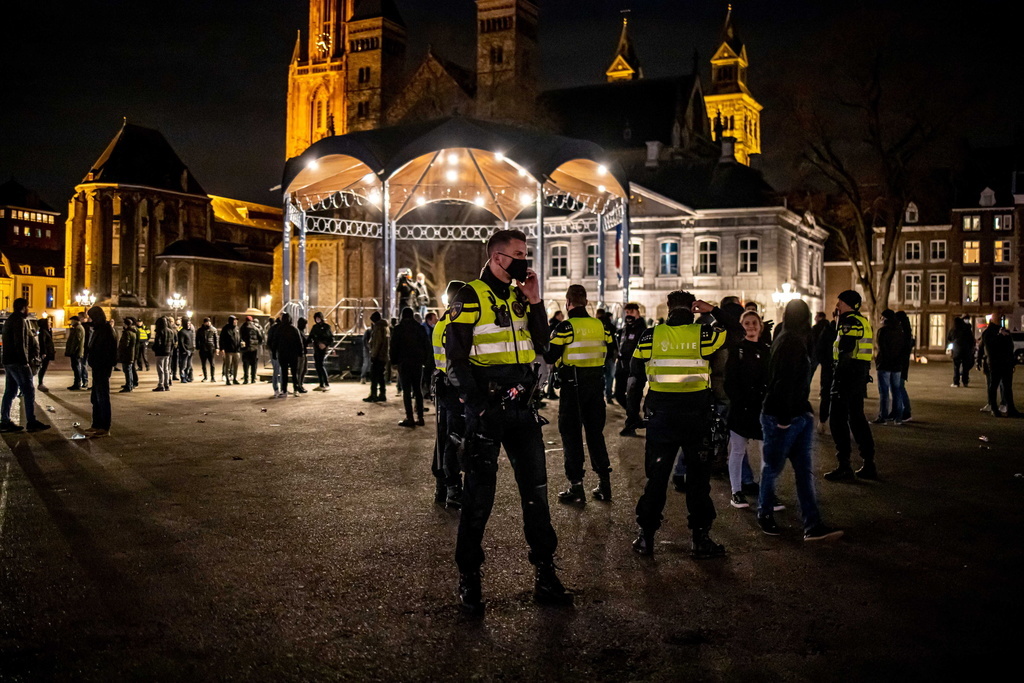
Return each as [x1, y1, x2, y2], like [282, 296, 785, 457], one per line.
[1, 360, 1022, 681]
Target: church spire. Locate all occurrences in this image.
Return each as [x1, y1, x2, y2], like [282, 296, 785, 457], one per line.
[605, 12, 643, 82]
[704, 4, 762, 165]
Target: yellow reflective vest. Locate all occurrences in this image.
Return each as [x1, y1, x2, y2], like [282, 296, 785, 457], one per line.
[633, 323, 726, 393]
[432, 315, 449, 372]
[463, 279, 536, 367]
[833, 312, 874, 362]
[549, 315, 612, 368]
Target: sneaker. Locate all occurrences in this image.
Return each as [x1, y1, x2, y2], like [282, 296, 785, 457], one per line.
[38, 385, 49, 392]
[855, 463, 878, 480]
[0, 420, 24, 433]
[950, 383, 959, 388]
[619, 426, 638, 437]
[691, 528, 726, 558]
[445, 485, 463, 510]
[632, 529, 655, 556]
[758, 514, 782, 536]
[459, 571, 484, 615]
[823, 466, 855, 482]
[313, 386, 324, 391]
[804, 525, 844, 542]
[67, 386, 82, 391]
[980, 404, 992, 413]
[322, 385, 331, 392]
[118, 387, 132, 393]
[415, 417, 425, 426]
[871, 416, 887, 424]
[901, 415, 913, 423]
[232, 380, 241, 385]
[591, 478, 612, 502]
[772, 501, 787, 512]
[730, 492, 750, 509]
[534, 562, 573, 605]
[88, 429, 110, 439]
[557, 482, 586, 504]
[398, 419, 416, 428]
[26, 420, 51, 432]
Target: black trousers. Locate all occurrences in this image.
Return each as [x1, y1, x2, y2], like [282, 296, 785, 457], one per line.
[369, 359, 386, 399]
[433, 377, 463, 486]
[280, 357, 299, 394]
[399, 362, 424, 420]
[953, 356, 972, 387]
[455, 405, 558, 573]
[199, 349, 216, 379]
[818, 363, 834, 423]
[90, 369, 112, 430]
[557, 368, 610, 481]
[313, 348, 329, 387]
[635, 400, 715, 532]
[987, 367, 1018, 414]
[242, 351, 259, 383]
[829, 384, 875, 466]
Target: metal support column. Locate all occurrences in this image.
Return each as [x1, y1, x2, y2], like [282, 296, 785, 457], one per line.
[535, 183, 545, 300]
[283, 198, 295, 305]
[597, 212, 607, 307]
[382, 181, 393, 320]
[621, 190, 631, 306]
[297, 207, 308, 318]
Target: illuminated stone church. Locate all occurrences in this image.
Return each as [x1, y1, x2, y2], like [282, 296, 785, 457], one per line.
[276, 1, 772, 317]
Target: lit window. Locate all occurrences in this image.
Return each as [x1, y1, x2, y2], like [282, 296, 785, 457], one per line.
[19, 265, 30, 275]
[45, 229, 51, 238]
[928, 314, 946, 348]
[738, 237, 759, 273]
[697, 239, 718, 275]
[550, 244, 568, 277]
[903, 273, 921, 303]
[13, 226, 19, 236]
[963, 215, 980, 231]
[994, 214, 1013, 231]
[994, 276, 1011, 303]
[585, 243, 598, 277]
[659, 241, 679, 276]
[995, 240, 1011, 263]
[929, 274, 946, 303]
[21, 284, 31, 301]
[930, 240, 946, 261]
[963, 240, 980, 264]
[44, 267, 55, 277]
[36, 228, 41, 238]
[904, 240, 922, 261]
[0, 209, 4, 218]
[46, 286, 55, 308]
[963, 276, 980, 303]
[628, 240, 642, 276]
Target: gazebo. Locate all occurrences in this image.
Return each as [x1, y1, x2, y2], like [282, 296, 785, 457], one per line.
[281, 117, 632, 318]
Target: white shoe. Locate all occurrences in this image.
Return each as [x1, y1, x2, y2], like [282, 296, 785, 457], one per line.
[950, 383, 959, 388]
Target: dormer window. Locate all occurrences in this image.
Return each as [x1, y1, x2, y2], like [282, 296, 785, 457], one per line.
[905, 202, 919, 224]
[980, 187, 996, 207]
[20, 265, 30, 275]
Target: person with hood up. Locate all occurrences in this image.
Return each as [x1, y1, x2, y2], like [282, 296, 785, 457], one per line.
[240, 315, 264, 384]
[219, 315, 242, 385]
[0, 297, 50, 432]
[757, 299, 843, 541]
[266, 318, 282, 397]
[177, 317, 195, 383]
[36, 317, 56, 392]
[151, 316, 177, 391]
[82, 305, 117, 437]
[308, 312, 334, 391]
[197, 317, 219, 381]
[118, 317, 139, 392]
[275, 312, 305, 398]
[390, 306, 430, 426]
[364, 311, 390, 402]
[65, 315, 87, 391]
[948, 316, 975, 388]
[874, 309, 907, 424]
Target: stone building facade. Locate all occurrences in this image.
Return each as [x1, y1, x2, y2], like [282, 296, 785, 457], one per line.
[0, 179, 65, 319]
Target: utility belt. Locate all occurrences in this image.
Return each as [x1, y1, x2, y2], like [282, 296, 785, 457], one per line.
[484, 379, 537, 410]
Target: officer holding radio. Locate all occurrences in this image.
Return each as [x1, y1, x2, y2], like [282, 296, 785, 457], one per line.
[444, 229, 572, 614]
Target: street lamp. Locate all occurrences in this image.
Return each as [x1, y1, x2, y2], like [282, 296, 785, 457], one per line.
[167, 292, 187, 313]
[74, 289, 97, 308]
[771, 283, 801, 308]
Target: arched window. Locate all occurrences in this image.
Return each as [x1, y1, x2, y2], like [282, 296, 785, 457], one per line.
[308, 262, 319, 306]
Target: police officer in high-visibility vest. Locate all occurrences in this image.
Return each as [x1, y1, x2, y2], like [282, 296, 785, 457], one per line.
[431, 280, 466, 509]
[544, 284, 616, 504]
[825, 289, 877, 481]
[630, 290, 728, 558]
[444, 229, 572, 614]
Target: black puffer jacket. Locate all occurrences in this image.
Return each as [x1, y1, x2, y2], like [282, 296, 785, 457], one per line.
[875, 318, 907, 372]
[725, 338, 770, 439]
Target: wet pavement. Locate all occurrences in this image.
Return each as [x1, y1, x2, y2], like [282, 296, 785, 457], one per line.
[1, 361, 1022, 681]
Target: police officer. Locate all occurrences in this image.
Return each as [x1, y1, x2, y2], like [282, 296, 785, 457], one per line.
[432, 280, 466, 509]
[825, 289, 877, 481]
[630, 290, 728, 558]
[444, 229, 572, 613]
[545, 284, 615, 503]
[614, 302, 647, 436]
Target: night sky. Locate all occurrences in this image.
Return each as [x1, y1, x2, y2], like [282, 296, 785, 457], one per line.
[2, 0, 1019, 212]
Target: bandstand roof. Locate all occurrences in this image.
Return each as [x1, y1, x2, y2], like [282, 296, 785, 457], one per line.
[282, 117, 628, 221]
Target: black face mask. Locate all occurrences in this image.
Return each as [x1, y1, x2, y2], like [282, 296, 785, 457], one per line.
[624, 315, 636, 324]
[499, 254, 529, 283]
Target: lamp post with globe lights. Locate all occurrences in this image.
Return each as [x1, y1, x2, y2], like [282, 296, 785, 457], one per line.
[167, 293, 187, 318]
[74, 290, 97, 309]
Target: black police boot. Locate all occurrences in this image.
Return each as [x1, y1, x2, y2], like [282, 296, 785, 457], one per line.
[855, 461, 878, 480]
[591, 476, 612, 502]
[557, 482, 586, 505]
[632, 528, 655, 556]
[824, 464, 856, 482]
[458, 570, 484, 615]
[534, 561, 573, 606]
[691, 528, 726, 559]
[445, 484, 463, 510]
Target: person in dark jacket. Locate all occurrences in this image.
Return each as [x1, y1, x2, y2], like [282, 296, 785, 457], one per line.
[65, 315, 87, 391]
[240, 316, 264, 384]
[219, 315, 241, 385]
[977, 316, 1021, 417]
[266, 318, 282, 397]
[757, 299, 843, 541]
[874, 309, 907, 424]
[81, 305, 117, 437]
[724, 310, 770, 508]
[895, 311, 914, 421]
[295, 317, 309, 393]
[177, 318, 195, 383]
[196, 318, 218, 381]
[364, 311, 389, 402]
[36, 317, 56, 392]
[275, 313, 305, 398]
[813, 313, 838, 431]
[596, 308, 618, 404]
[309, 312, 334, 391]
[390, 307, 429, 426]
[117, 317, 139, 392]
[0, 298, 50, 432]
[152, 316, 177, 391]
[948, 316, 975, 388]
[615, 302, 648, 435]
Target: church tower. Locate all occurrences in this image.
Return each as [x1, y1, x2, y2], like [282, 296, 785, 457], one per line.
[286, 1, 355, 159]
[475, 0, 539, 121]
[704, 5, 762, 165]
[345, 0, 407, 133]
[605, 14, 643, 82]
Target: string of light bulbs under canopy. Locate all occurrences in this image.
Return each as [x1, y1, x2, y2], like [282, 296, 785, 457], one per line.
[280, 116, 632, 319]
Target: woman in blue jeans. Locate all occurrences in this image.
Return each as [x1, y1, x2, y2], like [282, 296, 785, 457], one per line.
[757, 299, 843, 542]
